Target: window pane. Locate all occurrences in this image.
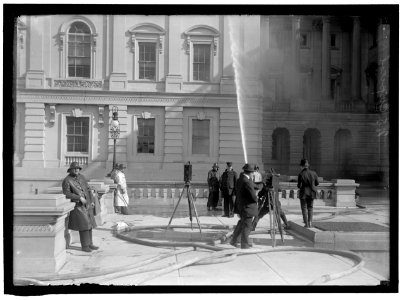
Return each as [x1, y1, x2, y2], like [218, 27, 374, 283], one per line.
[68, 23, 91, 78]
[137, 118, 155, 154]
[66, 117, 89, 154]
[193, 44, 210, 81]
[139, 42, 156, 80]
[192, 119, 209, 155]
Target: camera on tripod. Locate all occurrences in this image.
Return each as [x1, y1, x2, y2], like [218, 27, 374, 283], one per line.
[184, 161, 192, 183]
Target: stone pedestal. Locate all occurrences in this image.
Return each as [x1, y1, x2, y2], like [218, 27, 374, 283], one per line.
[332, 179, 360, 207]
[88, 180, 111, 224]
[14, 194, 75, 275]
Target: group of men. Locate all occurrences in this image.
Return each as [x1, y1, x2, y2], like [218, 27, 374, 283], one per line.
[208, 160, 319, 249]
[62, 158, 318, 252]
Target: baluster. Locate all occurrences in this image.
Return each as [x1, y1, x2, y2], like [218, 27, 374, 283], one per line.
[163, 188, 167, 199]
[147, 188, 151, 199]
[285, 189, 290, 200]
[139, 188, 144, 199]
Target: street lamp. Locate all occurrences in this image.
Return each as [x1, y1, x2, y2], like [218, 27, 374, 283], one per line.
[108, 106, 120, 177]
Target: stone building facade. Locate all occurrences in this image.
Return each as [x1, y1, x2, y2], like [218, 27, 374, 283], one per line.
[14, 15, 390, 192]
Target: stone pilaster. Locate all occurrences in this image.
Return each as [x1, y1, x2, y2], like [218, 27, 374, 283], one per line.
[163, 106, 183, 165]
[25, 16, 45, 88]
[220, 15, 236, 94]
[321, 17, 331, 100]
[22, 102, 45, 168]
[165, 16, 183, 92]
[291, 16, 301, 95]
[109, 15, 127, 90]
[351, 16, 361, 102]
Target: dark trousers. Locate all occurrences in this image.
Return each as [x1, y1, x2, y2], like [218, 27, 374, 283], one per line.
[207, 191, 219, 208]
[223, 193, 235, 216]
[79, 229, 93, 248]
[232, 212, 254, 247]
[300, 197, 314, 223]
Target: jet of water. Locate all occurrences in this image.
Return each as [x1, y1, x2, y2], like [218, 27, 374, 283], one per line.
[228, 16, 248, 163]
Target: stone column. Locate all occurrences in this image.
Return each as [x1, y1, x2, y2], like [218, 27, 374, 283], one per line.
[14, 194, 75, 275]
[25, 16, 45, 88]
[109, 15, 127, 90]
[22, 102, 45, 168]
[321, 17, 331, 99]
[351, 16, 361, 102]
[220, 15, 236, 94]
[165, 15, 183, 92]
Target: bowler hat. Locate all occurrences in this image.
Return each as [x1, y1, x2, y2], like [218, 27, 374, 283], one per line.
[67, 161, 82, 172]
[212, 163, 219, 168]
[300, 159, 309, 167]
[117, 163, 126, 170]
[226, 162, 232, 167]
[242, 163, 255, 172]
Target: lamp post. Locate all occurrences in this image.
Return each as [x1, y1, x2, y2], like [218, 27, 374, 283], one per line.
[108, 106, 120, 177]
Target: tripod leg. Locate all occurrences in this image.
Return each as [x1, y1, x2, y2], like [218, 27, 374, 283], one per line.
[186, 187, 193, 231]
[166, 186, 186, 230]
[189, 188, 203, 237]
[272, 191, 277, 248]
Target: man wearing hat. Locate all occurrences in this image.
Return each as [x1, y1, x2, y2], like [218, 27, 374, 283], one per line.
[207, 163, 220, 211]
[62, 162, 99, 252]
[230, 163, 258, 249]
[297, 159, 319, 228]
[220, 162, 238, 217]
[113, 163, 130, 215]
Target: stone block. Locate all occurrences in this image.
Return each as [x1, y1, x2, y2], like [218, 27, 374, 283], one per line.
[109, 73, 127, 90]
[165, 74, 183, 92]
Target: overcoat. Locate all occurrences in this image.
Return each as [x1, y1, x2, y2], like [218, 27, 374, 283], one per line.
[113, 170, 130, 207]
[297, 167, 319, 200]
[235, 174, 258, 217]
[62, 173, 97, 231]
[220, 169, 238, 196]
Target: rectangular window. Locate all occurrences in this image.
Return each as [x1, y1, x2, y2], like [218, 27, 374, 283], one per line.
[139, 42, 156, 80]
[192, 119, 210, 155]
[137, 118, 155, 154]
[193, 44, 211, 81]
[330, 34, 337, 48]
[66, 117, 89, 153]
[68, 34, 91, 78]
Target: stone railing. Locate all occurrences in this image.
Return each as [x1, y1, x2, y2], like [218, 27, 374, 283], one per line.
[14, 194, 75, 275]
[127, 181, 209, 202]
[278, 179, 359, 207]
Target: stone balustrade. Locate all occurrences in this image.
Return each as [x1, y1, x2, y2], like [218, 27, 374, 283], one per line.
[14, 193, 75, 275]
[277, 179, 359, 207]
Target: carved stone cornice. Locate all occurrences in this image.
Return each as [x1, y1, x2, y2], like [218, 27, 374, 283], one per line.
[14, 224, 54, 233]
[54, 79, 103, 88]
[17, 93, 239, 108]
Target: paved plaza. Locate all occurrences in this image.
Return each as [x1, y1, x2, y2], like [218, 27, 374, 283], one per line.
[15, 184, 391, 287]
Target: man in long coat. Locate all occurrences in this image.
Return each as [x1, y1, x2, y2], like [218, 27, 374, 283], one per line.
[220, 162, 237, 217]
[112, 163, 130, 215]
[298, 159, 319, 228]
[230, 163, 258, 249]
[207, 163, 220, 211]
[62, 162, 98, 252]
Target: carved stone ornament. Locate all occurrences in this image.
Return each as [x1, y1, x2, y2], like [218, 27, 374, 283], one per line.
[14, 224, 54, 233]
[196, 111, 206, 120]
[186, 36, 191, 54]
[159, 37, 163, 54]
[49, 105, 56, 125]
[72, 108, 83, 118]
[54, 79, 103, 88]
[213, 38, 218, 56]
[98, 106, 105, 127]
[141, 111, 152, 119]
[130, 33, 136, 53]
[59, 33, 65, 51]
[92, 34, 97, 52]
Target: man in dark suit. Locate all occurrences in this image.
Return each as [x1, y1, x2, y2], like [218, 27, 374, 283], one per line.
[207, 163, 220, 211]
[62, 162, 99, 252]
[220, 162, 238, 217]
[297, 159, 319, 228]
[230, 163, 258, 249]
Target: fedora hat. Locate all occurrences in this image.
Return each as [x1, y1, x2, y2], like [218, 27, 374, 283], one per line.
[242, 163, 255, 173]
[226, 162, 232, 167]
[212, 163, 219, 168]
[300, 159, 309, 167]
[67, 161, 82, 172]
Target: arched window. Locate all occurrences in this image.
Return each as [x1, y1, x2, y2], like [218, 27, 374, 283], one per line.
[303, 128, 321, 173]
[334, 129, 352, 166]
[58, 18, 97, 79]
[272, 128, 290, 174]
[68, 22, 91, 78]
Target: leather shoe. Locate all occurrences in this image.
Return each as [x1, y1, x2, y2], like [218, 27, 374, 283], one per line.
[241, 244, 252, 249]
[207, 207, 211, 211]
[82, 246, 92, 252]
[89, 245, 99, 250]
[229, 240, 239, 248]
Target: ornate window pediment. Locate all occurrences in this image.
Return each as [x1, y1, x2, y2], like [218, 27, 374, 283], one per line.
[184, 25, 220, 37]
[184, 25, 219, 56]
[128, 23, 166, 54]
